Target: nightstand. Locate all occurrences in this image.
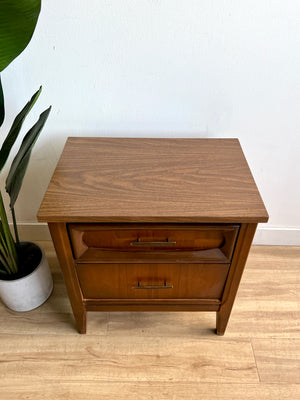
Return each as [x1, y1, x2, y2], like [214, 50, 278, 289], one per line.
[38, 138, 268, 334]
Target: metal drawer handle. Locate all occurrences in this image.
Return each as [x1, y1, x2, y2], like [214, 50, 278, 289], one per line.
[130, 238, 176, 247]
[132, 281, 173, 290]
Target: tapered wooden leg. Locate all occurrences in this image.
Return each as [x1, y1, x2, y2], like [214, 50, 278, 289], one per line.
[48, 223, 87, 334]
[74, 309, 87, 334]
[216, 309, 230, 336]
[215, 223, 258, 336]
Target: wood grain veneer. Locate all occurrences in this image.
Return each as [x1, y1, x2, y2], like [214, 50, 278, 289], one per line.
[38, 138, 268, 334]
[68, 223, 239, 262]
[76, 262, 230, 300]
[37, 138, 268, 223]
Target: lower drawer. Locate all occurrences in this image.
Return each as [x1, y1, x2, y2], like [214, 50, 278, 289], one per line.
[76, 263, 230, 300]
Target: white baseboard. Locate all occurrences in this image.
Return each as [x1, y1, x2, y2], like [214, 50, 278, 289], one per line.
[253, 227, 300, 246]
[10, 223, 300, 246]
[10, 223, 51, 242]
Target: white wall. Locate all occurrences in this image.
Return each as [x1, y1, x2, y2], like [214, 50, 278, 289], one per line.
[1, 0, 299, 244]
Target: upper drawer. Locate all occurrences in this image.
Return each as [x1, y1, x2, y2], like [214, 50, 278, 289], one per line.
[68, 223, 239, 263]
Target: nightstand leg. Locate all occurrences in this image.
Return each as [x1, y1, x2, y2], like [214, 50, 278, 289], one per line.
[215, 223, 258, 336]
[74, 309, 87, 334]
[216, 309, 230, 336]
[48, 222, 87, 334]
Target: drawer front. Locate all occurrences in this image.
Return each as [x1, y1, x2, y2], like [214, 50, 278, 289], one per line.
[76, 263, 230, 300]
[68, 223, 239, 262]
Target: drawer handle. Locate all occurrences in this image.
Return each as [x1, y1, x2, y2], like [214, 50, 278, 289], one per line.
[130, 238, 176, 247]
[132, 281, 173, 290]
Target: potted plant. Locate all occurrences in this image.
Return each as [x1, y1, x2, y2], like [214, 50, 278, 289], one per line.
[0, 0, 52, 311]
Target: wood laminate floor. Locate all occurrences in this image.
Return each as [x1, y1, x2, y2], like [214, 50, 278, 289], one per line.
[0, 243, 299, 399]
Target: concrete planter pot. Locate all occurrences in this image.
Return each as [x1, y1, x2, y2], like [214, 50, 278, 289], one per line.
[0, 243, 53, 312]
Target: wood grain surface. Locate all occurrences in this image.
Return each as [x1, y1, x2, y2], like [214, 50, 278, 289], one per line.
[68, 223, 239, 261]
[76, 262, 230, 300]
[37, 138, 268, 223]
[0, 243, 299, 399]
[0, 334, 258, 383]
[252, 338, 300, 383]
[1, 383, 299, 400]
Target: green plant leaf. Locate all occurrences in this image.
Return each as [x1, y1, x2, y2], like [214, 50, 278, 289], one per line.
[0, 87, 42, 172]
[0, 75, 4, 127]
[0, 0, 41, 72]
[0, 192, 18, 274]
[6, 105, 51, 208]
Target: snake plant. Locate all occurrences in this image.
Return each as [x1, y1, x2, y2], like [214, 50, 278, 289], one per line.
[0, 0, 51, 277]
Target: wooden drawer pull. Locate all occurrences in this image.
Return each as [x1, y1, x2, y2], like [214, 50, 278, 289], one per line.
[130, 238, 176, 247]
[132, 281, 173, 290]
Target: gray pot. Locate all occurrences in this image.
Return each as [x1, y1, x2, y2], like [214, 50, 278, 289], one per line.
[0, 243, 53, 311]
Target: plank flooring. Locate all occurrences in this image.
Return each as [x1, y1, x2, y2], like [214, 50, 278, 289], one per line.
[0, 243, 299, 399]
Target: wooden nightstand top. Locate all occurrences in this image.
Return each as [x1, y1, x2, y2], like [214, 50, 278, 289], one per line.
[37, 137, 268, 223]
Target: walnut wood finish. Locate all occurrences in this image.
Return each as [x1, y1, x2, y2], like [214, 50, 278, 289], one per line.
[216, 223, 258, 335]
[38, 138, 268, 334]
[68, 223, 239, 262]
[37, 138, 268, 224]
[84, 302, 220, 312]
[72, 249, 229, 264]
[76, 262, 230, 300]
[47, 223, 87, 333]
